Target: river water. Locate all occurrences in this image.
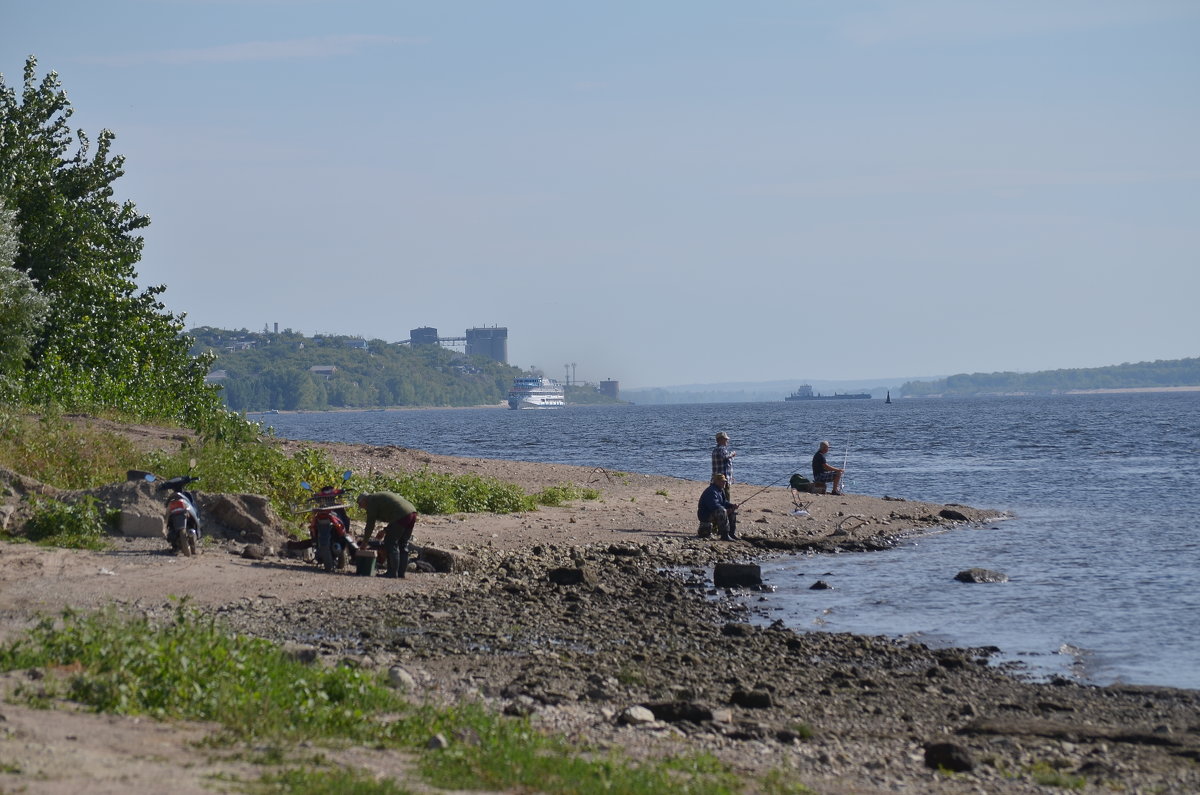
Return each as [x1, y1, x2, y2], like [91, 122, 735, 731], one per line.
[259, 392, 1200, 689]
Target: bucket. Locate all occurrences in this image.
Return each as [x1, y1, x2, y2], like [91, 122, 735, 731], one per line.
[354, 549, 377, 576]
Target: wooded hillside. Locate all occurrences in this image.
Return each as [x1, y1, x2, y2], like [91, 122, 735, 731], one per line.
[900, 357, 1200, 397]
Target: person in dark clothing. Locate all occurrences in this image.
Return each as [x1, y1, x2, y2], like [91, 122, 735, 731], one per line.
[697, 473, 738, 540]
[357, 492, 419, 578]
[812, 440, 845, 495]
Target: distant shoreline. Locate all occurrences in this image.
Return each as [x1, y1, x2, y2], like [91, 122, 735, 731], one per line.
[903, 385, 1200, 398]
[1063, 385, 1200, 394]
[243, 385, 1200, 415]
[246, 403, 508, 416]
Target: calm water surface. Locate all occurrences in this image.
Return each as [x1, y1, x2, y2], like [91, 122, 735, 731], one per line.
[260, 393, 1200, 689]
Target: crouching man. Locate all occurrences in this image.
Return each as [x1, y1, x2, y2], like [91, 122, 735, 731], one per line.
[357, 492, 419, 578]
[697, 473, 738, 541]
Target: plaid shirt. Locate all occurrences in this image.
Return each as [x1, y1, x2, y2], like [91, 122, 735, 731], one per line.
[711, 444, 734, 482]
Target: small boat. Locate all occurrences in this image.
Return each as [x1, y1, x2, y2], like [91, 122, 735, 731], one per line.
[507, 377, 565, 409]
[885, 391, 892, 404]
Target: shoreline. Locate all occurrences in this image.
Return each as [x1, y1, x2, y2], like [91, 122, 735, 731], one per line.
[2, 430, 1198, 793]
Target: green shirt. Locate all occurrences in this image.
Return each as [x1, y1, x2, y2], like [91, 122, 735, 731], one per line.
[359, 492, 417, 536]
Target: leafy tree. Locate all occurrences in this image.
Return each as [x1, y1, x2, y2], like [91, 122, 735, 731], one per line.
[0, 56, 223, 424]
[0, 199, 50, 396]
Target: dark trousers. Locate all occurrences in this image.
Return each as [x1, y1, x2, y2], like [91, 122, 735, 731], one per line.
[703, 507, 734, 539]
[384, 514, 417, 578]
[722, 483, 737, 535]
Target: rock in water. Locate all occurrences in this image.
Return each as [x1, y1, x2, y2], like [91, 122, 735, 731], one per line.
[954, 567, 1009, 583]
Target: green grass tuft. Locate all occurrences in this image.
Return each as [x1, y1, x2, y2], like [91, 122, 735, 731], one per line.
[533, 482, 602, 507]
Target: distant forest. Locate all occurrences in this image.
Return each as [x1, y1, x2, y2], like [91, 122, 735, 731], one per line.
[900, 357, 1200, 397]
[191, 327, 620, 411]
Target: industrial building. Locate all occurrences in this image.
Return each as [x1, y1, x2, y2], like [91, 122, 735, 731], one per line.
[408, 326, 508, 365]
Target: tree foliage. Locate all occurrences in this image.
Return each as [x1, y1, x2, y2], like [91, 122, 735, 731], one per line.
[0, 56, 224, 425]
[0, 199, 49, 396]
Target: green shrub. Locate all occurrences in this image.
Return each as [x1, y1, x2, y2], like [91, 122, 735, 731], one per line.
[358, 469, 536, 515]
[144, 436, 340, 528]
[20, 496, 114, 550]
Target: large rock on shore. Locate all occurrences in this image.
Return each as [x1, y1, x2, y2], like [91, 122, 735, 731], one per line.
[713, 562, 762, 588]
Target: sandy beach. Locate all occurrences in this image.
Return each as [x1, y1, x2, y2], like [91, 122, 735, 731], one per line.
[1, 428, 1197, 794]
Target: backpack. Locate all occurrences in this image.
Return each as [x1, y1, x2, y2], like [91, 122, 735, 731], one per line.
[789, 473, 812, 490]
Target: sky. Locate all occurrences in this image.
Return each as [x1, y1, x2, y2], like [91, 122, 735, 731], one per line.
[3, 1, 1198, 389]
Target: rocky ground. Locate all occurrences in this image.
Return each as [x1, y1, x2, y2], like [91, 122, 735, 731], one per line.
[0, 422, 1198, 793]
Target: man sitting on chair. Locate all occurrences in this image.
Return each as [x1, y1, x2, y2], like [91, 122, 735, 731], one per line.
[812, 440, 845, 496]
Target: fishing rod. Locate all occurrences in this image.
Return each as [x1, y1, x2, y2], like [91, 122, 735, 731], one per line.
[735, 471, 797, 509]
[842, 433, 850, 492]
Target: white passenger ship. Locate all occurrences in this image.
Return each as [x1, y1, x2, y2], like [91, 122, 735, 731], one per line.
[507, 376, 565, 409]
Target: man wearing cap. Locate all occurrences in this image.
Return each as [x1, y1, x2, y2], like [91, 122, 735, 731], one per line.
[357, 491, 419, 578]
[697, 473, 738, 541]
[711, 432, 737, 534]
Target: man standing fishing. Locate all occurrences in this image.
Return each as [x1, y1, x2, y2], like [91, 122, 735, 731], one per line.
[711, 432, 737, 535]
[812, 440, 845, 495]
[357, 492, 419, 578]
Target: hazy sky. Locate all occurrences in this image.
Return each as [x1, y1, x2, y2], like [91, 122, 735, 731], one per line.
[4, 1, 1197, 388]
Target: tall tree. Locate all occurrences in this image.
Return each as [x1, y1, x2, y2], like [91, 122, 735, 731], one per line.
[0, 56, 222, 422]
[0, 198, 49, 396]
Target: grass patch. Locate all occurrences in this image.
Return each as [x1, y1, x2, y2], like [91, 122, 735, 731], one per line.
[0, 604, 393, 745]
[0, 411, 141, 489]
[240, 765, 415, 794]
[759, 769, 819, 794]
[417, 709, 741, 794]
[0, 606, 753, 794]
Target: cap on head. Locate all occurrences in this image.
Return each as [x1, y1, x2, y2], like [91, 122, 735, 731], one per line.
[711, 473, 727, 484]
[716, 432, 729, 442]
